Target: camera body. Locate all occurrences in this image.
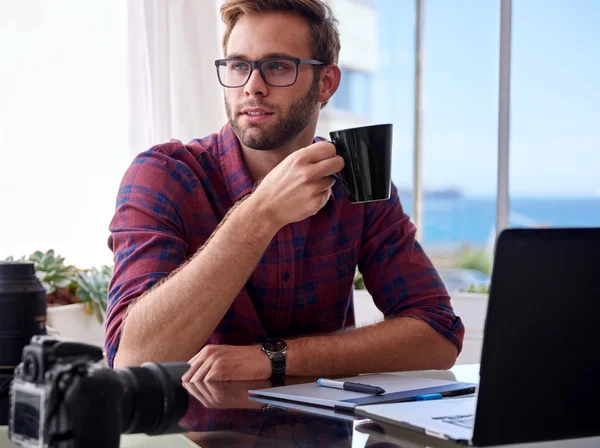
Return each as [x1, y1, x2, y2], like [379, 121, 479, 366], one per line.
[9, 336, 189, 448]
[9, 335, 124, 448]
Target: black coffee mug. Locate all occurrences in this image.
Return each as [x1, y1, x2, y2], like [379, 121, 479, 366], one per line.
[330, 123, 392, 203]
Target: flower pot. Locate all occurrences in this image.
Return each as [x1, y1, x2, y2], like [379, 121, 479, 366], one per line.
[46, 303, 105, 348]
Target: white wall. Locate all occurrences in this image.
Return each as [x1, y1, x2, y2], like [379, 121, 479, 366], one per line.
[0, 1, 129, 269]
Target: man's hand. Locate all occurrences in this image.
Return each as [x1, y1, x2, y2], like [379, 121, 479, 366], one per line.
[250, 141, 345, 229]
[182, 344, 272, 382]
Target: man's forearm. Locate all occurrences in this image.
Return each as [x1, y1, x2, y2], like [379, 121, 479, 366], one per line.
[114, 195, 279, 367]
[286, 317, 458, 376]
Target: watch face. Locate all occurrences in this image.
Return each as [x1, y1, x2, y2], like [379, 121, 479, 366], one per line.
[263, 339, 286, 352]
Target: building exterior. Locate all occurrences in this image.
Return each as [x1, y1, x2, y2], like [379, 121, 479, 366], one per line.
[316, 0, 379, 137]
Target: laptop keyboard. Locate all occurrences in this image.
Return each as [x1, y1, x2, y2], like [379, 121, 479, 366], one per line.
[432, 414, 475, 429]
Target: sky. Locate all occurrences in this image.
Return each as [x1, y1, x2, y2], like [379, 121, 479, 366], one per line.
[373, 0, 600, 198]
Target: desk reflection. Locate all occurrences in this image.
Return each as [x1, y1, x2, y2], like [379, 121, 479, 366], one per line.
[179, 378, 355, 447]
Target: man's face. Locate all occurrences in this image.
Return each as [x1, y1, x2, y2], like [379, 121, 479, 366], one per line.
[223, 12, 321, 150]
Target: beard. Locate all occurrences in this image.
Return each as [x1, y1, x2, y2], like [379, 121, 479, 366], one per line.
[225, 76, 320, 151]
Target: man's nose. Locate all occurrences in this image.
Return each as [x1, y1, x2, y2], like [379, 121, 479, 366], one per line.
[244, 67, 269, 97]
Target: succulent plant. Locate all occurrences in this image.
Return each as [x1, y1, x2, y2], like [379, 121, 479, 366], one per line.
[26, 250, 78, 295]
[457, 248, 493, 276]
[75, 265, 113, 323]
[462, 284, 490, 294]
[4, 249, 113, 323]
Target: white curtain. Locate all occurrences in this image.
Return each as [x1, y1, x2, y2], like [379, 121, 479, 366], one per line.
[127, 0, 227, 157]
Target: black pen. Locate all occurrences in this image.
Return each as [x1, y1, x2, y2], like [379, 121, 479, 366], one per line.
[317, 378, 385, 395]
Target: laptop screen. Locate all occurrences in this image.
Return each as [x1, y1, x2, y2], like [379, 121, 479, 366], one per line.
[473, 228, 600, 446]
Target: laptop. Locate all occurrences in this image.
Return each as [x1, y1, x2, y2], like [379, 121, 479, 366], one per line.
[356, 228, 600, 446]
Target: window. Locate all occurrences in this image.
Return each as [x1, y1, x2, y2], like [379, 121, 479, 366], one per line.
[418, 0, 500, 284]
[333, 67, 374, 117]
[0, 1, 128, 267]
[369, 0, 500, 289]
[510, 0, 600, 229]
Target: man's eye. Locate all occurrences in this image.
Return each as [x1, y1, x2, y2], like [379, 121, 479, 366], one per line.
[232, 63, 249, 71]
[267, 61, 290, 71]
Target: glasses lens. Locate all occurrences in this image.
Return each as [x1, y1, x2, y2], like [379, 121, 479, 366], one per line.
[260, 59, 297, 86]
[217, 60, 251, 88]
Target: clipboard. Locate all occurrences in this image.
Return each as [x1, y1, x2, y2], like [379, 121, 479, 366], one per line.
[248, 373, 476, 413]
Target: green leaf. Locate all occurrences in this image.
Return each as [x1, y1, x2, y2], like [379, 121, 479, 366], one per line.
[53, 278, 73, 288]
[42, 282, 55, 295]
[74, 265, 112, 323]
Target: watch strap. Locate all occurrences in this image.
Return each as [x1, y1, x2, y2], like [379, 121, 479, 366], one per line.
[269, 351, 286, 378]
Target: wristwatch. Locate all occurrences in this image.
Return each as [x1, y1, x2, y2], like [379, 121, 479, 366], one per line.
[261, 338, 287, 378]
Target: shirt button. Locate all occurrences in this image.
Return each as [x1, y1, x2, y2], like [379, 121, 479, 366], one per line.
[283, 272, 290, 281]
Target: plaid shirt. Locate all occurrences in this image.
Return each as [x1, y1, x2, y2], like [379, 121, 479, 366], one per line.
[105, 123, 464, 367]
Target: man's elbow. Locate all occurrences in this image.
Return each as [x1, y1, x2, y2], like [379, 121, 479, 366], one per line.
[111, 337, 147, 368]
[437, 348, 458, 370]
[434, 338, 459, 370]
[112, 347, 136, 369]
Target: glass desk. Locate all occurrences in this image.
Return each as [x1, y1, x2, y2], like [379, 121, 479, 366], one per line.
[1, 365, 598, 447]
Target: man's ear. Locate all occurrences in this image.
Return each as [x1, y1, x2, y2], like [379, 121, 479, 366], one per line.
[318, 64, 341, 107]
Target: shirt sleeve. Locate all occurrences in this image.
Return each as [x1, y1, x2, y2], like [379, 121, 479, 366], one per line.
[104, 144, 202, 367]
[358, 183, 465, 354]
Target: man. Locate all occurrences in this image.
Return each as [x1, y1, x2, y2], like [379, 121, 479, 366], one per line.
[106, 0, 464, 381]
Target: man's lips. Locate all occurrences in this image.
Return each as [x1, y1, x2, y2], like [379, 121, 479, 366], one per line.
[239, 108, 274, 122]
[240, 108, 274, 116]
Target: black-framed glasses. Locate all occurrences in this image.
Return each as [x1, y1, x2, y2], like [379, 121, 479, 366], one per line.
[214, 57, 327, 88]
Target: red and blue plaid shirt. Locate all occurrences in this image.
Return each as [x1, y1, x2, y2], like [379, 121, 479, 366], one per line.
[105, 123, 464, 367]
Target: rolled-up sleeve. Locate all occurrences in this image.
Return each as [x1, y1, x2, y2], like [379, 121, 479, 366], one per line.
[105, 145, 201, 367]
[358, 184, 464, 354]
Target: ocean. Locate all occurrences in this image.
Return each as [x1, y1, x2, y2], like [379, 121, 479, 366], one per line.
[398, 196, 600, 246]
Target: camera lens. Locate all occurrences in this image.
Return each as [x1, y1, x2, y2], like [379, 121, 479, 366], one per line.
[115, 361, 189, 435]
[0, 262, 46, 375]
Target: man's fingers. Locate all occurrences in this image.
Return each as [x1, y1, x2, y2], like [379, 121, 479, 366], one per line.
[324, 176, 336, 190]
[182, 361, 201, 382]
[315, 154, 345, 178]
[190, 361, 211, 383]
[183, 349, 207, 381]
[298, 141, 337, 163]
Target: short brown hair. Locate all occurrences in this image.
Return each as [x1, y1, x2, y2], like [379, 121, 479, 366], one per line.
[220, 0, 341, 65]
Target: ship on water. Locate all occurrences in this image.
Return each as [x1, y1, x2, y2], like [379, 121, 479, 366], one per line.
[397, 187, 463, 200]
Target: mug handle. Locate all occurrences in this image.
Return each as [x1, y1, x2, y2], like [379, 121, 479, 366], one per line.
[329, 137, 351, 198]
[332, 173, 351, 197]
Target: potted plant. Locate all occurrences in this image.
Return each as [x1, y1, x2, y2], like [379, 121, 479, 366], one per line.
[5, 250, 112, 346]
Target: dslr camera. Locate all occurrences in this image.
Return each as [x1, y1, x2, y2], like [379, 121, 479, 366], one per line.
[8, 336, 189, 448]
